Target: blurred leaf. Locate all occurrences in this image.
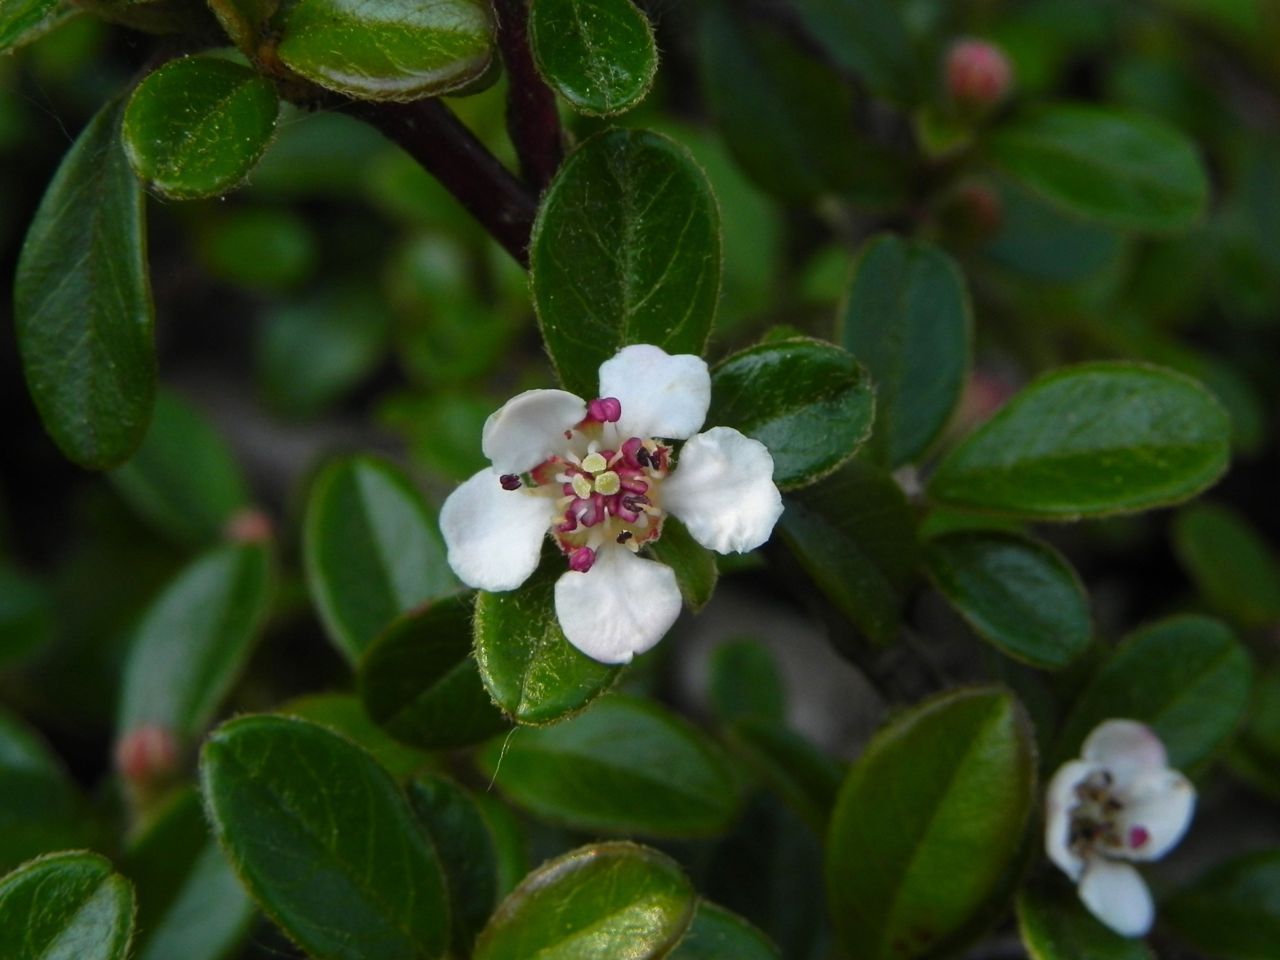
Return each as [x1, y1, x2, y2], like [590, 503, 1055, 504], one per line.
[123, 56, 278, 200]
[0, 851, 134, 960]
[0, 566, 53, 665]
[988, 103, 1208, 231]
[278, 692, 432, 781]
[779, 459, 919, 644]
[109, 390, 250, 548]
[206, 0, 279, 55]
[709, 338, 874, 489]
[0, 0, 76, 52]
[925, 531, 1091, 669]
[928, 363, 1230, 520]
[1173, 503, 1280, 627]
[200, 715, 451, 960]
[197, 206, 316, 291]
[360, 595, 509, 750]
[303, 455, 457, 662]
[708, 639, 786, 725]
[725, 718, 843, 835]
[118, 542, 272, 741]
[648, 517, 718, 612]
[251, 108, 386, 198]
[839, 234, 972, 467]
[1227, 667, 1280, 800]
[669, 901, 781, 959]
[1164, 851, 1280, 960]
[276, 0, 495, 101]
[826, 688, 1036, 960]
[380, 390, 489, 481]
[529, 0, 656, 115]
[1052, 614, 1252, 770]
[474, 841, 695, 960]
[530, 128, 720, 398]
[15, 96, 154, 470]
[789, 0, 918, 103]
[1017, 876, 1153, 960]
[476, 694, 741, 837]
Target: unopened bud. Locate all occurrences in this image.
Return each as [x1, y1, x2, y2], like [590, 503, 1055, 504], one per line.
[225, 507, 274, 544]
[946, 39, 1012, 111]
[115, 725, 180, 786]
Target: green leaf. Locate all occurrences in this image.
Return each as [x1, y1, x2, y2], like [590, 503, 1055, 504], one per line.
[279, 693, 433, 782]
[476, 694, 741, 837]
[838, 234, 973, 467]
[1053, 614, 1252, 770]
[708, 639, 786, 726]
[124, 789, 255, 960]
[109, 389, 250, 548]
[0, 566, 53, 666]
[528, 0, 657, 115]
[669, 901, 781, 959]
[530, 127, 721, 398]
[276, 0, 495, 101]
[1173, 503, 1280, 626]
[1164, 851, 1280, 959]
[1016, 877, 1153, 960]
[778, 459, 919, 644]
[725, 718, 843, 835]
[360, 595, 509, 750]
[928, 363, 1230, 520]
[709, 338, 874, 489]
[197, 206, 316, 291]
[788, 0, 918, 104]
[988, 104, 1209, 231]
[473, 564, 619, 726]
[826, 688, 1036, 960]
[303, 455, 457, 662]
[925, 531, 1091, 669]
[118, 543, 273, 741]
[648, 517, 718, 612]
[474, 841, 695, 960]
[200, 714, 451, 960]
[206, 0, 278, 54]
[123, 56, 279, 201]
[0, 851, 134, 960]
[15, 97, 154, 470]
[0, 0, 76, 53]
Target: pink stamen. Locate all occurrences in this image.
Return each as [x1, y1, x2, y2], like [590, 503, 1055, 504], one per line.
[569, 547, 596, 572]
[587, 397, 622, 423]
[1128, 826, 1150, 849]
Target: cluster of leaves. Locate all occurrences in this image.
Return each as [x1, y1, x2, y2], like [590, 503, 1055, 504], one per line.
[1, 0, 1279, 959]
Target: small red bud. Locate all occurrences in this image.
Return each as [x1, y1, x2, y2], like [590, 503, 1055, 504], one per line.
[956, 181, 1003, 235]
[225, 508, 274, 544]
[946, 39, 1012, 111]
[115, 725, 180, 786]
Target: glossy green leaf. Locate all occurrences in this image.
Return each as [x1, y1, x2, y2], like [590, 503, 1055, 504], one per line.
[826, 688, 1036, 960]
[109, 390, 250, 548]
[473, 564, 619, 725]
[123, 56, 278, 200]
[648, 517, 718, 612]
[200, 714, 451, 960]
[529, 0, 657, 115]
[709, 338, 874, 489]
[303, 455, 456, 662]
[989, 104, 1209, 231]
[1164, 851, 1280, 959]
[929, 363, 1230, 520]
[0, 851, 134, 960]
[1016, 878, 1153, 960]
[1173, 503, 1280, 626]
[276, 0, 495, 101]
[726, 718, 843, 835]
[669, 901, 781, 960]
[360, 595, 508, 750]
[838, 234, 973, 467]
[118, 543, 272, 740]
[0, 0, 75, 52]
[708, 639, 786, 726]
[789, 0, 918, 104]
[15, 97, 154, 470]
[925, 531, 1091, 669]
[124, 789, 254, 960]
[279, 693, 433, 782]
[1053, 615, 1252, 770]
[477, 695, 741, 837]
[206, 0, 278, 54]
[779, 460, 919, 644]
[474, 842, 695, 960]
[530, 127, 721, 398]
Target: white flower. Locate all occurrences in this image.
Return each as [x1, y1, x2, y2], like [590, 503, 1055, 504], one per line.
[440, 344, 784, 664]
[1045, 719, 1196, 937]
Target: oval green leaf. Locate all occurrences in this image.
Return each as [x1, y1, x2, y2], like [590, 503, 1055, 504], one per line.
[708, 639, 786, 726]
[0, 851, 134, 960]
[709, 338, 874, 489]
[648, 516, 718, 612]
[1164, 851, 1280, 959]
[788, 0, 918, 105]
[928, 363, 1230, 520]
[476, 695, 741, 837]
[279, 693, 433, 781]
[200, 714, 451, 960]
[725, 718, 844, 835]
[303, 455, 457, 662]
[15, 97, 154, 470]
[1173, 502, 1280, 627]
[529, 0, 657, 115]
[0, 0, 75, 53]
[123, 56, 279, 201]
[838, 234, 973, 468]
[474, 841, 695, 960]
[669, 901, 781, 960]
[359, 595, 509, 750]
[530, 127, 721, 398]
[276, 0, 495, 101]
[988, 104, 1209, 232]
[826, 688, 1036, 960]
[925, 531, 1091, 669]
[1016, 878, 1153, 960]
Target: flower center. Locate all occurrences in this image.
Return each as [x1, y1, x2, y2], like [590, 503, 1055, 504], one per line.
[1066, 769, 1150, 858]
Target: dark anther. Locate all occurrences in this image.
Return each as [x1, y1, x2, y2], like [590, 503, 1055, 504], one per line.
[635, 448, 651, 467]
[616, 531, 634, 544]
[499, 474, 522, 491]
[622, 494, 650, 511]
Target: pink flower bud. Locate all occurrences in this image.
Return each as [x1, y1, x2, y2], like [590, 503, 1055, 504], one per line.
[946, 39, 1012, 110]
[224, 508, 274, 544]
[115, 725, 180, 786]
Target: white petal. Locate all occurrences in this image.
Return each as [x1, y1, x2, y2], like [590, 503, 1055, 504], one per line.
[1078, 859, 1154, 938]
[440, 469, 550, 592]
[482, 389, 586, 474]
[663, 427, 784, 554]
[598, 344, 710, 440]
[1045, 760, 1094, 881]
[553, 547, 682, 664]
[1114, 769, 1196, 862]
[1082, 720, 1167, 792]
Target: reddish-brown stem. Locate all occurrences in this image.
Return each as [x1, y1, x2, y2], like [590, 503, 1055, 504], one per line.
[493, 0, 564, 190]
